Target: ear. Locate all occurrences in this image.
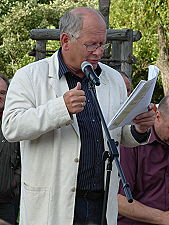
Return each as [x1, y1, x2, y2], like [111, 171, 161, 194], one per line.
[60, 33, 71, 51]
[155, 110, 161, 122]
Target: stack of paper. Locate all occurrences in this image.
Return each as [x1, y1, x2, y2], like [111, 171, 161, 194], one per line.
[108, 65, 159, 130]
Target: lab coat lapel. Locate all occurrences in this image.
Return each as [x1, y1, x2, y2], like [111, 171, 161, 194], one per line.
[54, 76, 80, 136]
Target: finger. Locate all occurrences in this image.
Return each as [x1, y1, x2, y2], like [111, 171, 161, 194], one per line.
[70, 101, 86, 114]
[134, 124, 151, 133]
[80, 102, 86, 108]
[134, 120, 154, 126]
[74, 82, 81, 90]
[133, 116, 155, 124]
[148, 103, 154, 110]
[148, 103, 157, 112]
[133, 114, 155, 127]
[135, 109, 155, 120]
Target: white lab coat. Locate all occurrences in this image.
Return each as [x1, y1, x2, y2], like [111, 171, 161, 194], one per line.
[2, 51, 142, 225]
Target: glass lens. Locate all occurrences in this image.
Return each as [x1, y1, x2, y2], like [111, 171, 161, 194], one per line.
[86, 43, 110, 51]
[0, 90, 7, 95]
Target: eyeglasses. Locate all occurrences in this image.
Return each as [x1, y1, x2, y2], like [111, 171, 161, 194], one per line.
[71, 34, 110, 52]
[0, 90, 7, 95]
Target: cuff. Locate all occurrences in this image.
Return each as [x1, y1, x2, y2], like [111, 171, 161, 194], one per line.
[131, 125, 151, 143]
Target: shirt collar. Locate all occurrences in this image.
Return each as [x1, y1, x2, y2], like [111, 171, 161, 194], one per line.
[58, 48, 70, 79]
[58, 47, 102, 79]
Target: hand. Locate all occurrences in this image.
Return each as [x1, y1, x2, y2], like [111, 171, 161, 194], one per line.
[160, 211, 169, 225]
[63, 82, 86, 114]
[133, 104, 156, 133]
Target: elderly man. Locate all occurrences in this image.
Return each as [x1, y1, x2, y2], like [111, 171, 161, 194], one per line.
[118, 95, 169, 225]
[2, 7, 155, 225]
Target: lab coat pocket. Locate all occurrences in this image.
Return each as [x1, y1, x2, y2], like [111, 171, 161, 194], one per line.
[22, 183, 50, 225]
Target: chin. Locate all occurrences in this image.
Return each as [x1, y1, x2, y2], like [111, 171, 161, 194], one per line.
[92, 64, 98, 70]
[90, 62, 98, 70]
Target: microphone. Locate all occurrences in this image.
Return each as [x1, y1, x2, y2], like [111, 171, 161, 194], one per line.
[81, 61, 100, 86]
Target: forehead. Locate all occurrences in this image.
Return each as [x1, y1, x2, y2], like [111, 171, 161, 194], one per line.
[80, 14, 106, 41]
[0, 78, 7, 90]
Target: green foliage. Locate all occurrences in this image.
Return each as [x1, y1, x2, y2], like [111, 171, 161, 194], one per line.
[0, 1, 60, 76]
[0, 0, 24, 17]
[0, 0, 168, 102]
[0, 0, 55, 18]
[0, 0, 97, 77]
[109, 0, 168, 102]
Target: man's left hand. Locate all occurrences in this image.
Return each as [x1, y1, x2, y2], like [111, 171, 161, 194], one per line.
[133, 104, 156, 133]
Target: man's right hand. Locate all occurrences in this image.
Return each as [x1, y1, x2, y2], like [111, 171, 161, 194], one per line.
[63, 82, 86, 114]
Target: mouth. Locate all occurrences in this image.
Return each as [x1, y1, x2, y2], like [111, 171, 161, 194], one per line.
[87, 60, 100, 69]
[88, 60, 99, 64]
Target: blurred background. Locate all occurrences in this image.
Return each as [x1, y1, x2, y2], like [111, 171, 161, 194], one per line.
[0, 0, 168, 103]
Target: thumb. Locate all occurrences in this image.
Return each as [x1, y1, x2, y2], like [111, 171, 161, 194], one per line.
[74, 82, 81, 90]
[148, 103, 157, 112]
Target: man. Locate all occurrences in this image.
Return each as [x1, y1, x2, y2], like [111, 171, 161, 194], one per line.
[119, 71, 132, 96]
[0, 74, 20, 225]
[2, 7, 155, 225]
[118, 95, 169, 225]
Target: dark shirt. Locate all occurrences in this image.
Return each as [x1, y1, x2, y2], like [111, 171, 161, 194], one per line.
[58, 49, 105, 191]
[58, 48, 150, 191]
[0, 116, 21, 203]
[118, 127, 169, 225]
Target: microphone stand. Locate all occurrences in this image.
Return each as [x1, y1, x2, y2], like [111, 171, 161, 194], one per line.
[88, 81, 133, 225]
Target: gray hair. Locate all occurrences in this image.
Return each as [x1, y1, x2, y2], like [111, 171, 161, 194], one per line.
[59, 8, 105, 38]
[59, 11, 83, 38]
[0, 74, 9, 88]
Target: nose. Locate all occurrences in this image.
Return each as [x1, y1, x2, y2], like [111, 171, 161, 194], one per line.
[92, 46, 104, 55]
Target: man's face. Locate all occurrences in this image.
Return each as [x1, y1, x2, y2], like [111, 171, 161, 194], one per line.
[155, 111, 169, 145]
[0, 78, 7, 112]
[61, 13, 107, 71]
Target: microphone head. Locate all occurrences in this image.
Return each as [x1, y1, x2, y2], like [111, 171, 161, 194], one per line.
[81, 61, 93, 72]
[81, 61, 100, 86]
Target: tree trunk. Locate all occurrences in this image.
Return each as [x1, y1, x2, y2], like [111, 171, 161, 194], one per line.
[156, 25, 169, 96]
[98, 0, 110, 28]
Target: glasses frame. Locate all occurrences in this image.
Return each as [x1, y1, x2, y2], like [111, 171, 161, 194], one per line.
[0, 90, 7, 95]
[70, 34, 110, 52]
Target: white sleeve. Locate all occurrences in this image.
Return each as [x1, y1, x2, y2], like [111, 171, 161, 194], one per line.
[2, 67, 72, 142]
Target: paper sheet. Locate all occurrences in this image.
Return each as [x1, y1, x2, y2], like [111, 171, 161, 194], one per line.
[108, 65, 159, 130]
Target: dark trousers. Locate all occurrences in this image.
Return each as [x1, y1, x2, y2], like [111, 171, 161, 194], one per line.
[0, 196, 20, 225]
[73, 194, 107, 225]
